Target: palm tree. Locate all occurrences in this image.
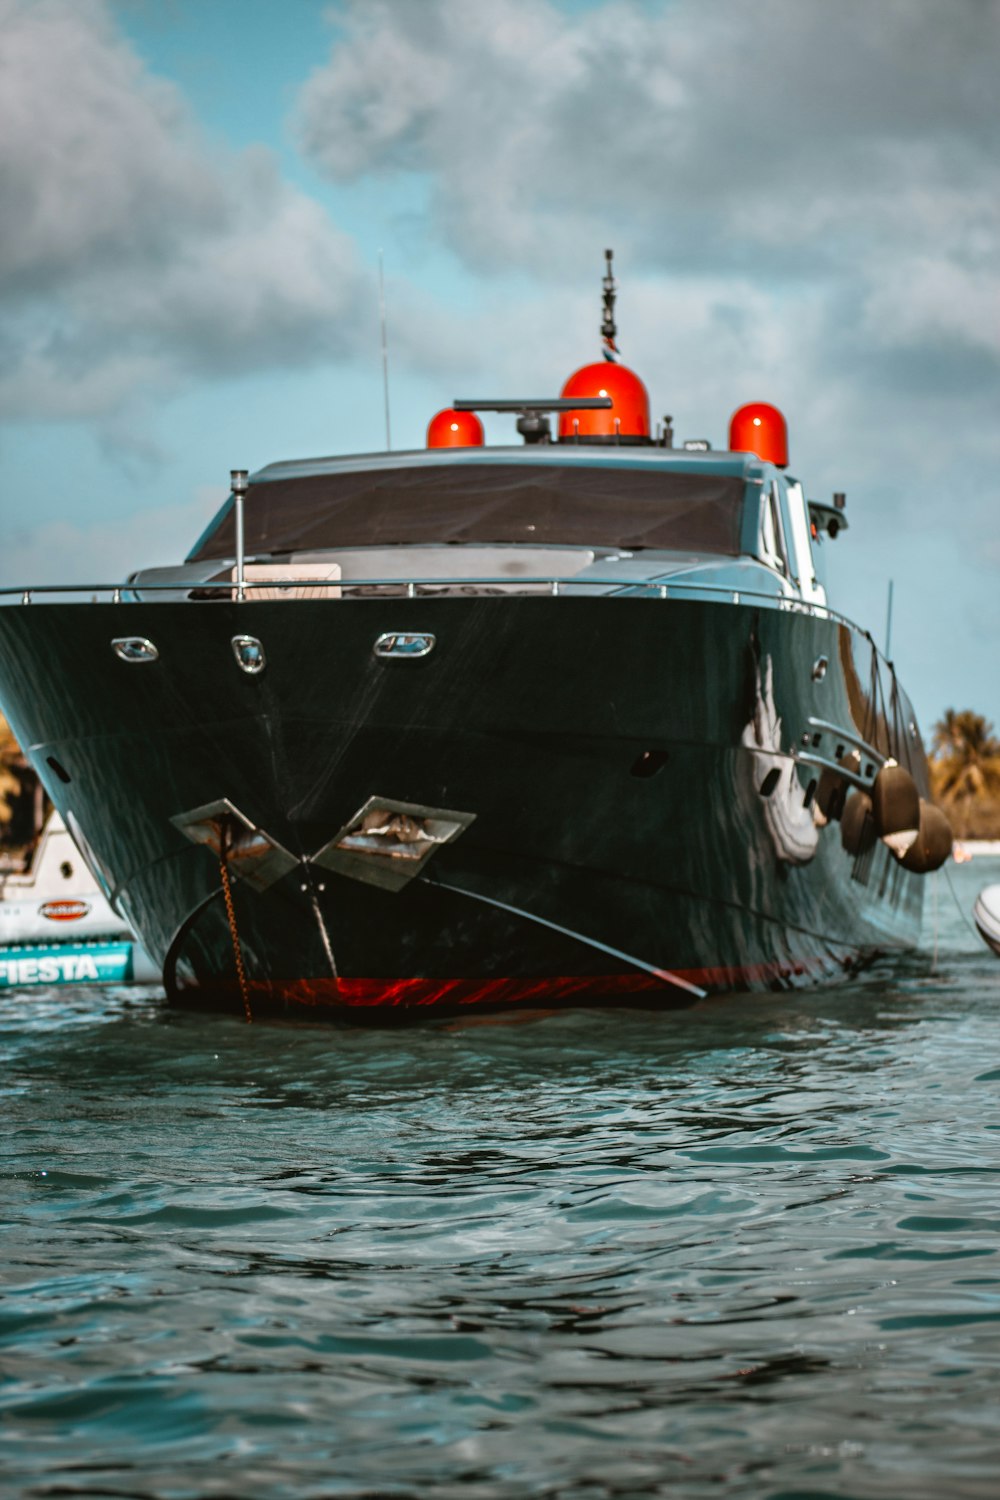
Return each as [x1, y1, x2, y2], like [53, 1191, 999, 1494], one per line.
[0, 713, 23, 834]
[930, 709, 1000, 802]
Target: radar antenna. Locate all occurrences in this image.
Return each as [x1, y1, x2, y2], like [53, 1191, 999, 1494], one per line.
[601, 247, 618, 363]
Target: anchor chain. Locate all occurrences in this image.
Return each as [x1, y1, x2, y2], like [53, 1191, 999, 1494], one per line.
[219, 821, 253, 1023]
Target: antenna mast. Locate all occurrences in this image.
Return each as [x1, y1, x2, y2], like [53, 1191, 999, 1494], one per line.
[378, 249, 392, 451]
[601, 247, 618, 363]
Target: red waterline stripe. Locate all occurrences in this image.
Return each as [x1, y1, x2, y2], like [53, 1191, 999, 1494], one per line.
[215, 956, 841, 1011]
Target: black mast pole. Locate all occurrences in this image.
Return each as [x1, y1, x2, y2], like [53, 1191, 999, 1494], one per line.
[601, 247, 618, 363]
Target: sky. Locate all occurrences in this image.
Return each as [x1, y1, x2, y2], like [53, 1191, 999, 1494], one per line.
[0, 0, 997, 734]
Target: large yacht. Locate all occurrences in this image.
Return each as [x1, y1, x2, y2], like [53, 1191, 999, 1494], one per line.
[0, 262, 948, 1019]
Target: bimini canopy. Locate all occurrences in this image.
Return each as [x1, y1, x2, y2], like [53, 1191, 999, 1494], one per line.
[190, 462, 746, 560]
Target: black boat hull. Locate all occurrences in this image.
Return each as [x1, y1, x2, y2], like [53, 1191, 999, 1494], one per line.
[0, 596, 926, 1018]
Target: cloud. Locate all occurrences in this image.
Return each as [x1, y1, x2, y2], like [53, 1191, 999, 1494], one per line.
[297, 0, 1000, 368]
[0, 0, 368, 420]
[3, 485, 227, 588]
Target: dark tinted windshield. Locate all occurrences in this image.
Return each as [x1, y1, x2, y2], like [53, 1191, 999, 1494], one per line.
[190, 463, 745, 560]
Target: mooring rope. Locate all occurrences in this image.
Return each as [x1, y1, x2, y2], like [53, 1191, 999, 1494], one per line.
[219, 823, 253, 1023]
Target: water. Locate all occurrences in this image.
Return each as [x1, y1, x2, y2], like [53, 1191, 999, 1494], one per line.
[3, 859, 1000, 1499]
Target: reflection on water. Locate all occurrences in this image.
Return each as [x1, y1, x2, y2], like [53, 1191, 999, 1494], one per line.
[2, 859, 1000, 1499]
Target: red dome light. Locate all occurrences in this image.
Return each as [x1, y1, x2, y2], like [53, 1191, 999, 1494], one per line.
[427, 409, 484, 448]
[729, 402, 788, 467]
[558, 362, 651, 443]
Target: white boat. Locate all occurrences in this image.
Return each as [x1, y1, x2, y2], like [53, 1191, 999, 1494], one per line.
[0, 810, 156, 988]
[974, 885, 1000, 958]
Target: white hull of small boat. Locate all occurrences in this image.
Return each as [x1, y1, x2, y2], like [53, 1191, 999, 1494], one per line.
[0, 812, 156, 988]
[973, 885, 1000, 958]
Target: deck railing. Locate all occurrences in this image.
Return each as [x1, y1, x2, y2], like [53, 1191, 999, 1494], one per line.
[1, 577, 874, 639]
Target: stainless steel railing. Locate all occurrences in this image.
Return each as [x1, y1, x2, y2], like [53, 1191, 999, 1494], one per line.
[1, 574, 865, 628]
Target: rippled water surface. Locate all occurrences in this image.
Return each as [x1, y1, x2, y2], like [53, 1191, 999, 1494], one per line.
[3, 859, 1000, 1499]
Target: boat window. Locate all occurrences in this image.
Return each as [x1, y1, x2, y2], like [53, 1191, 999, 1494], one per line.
[780, 479, 825, 605]
[189, 464, 747, 560]
[759, 489, 787, 574]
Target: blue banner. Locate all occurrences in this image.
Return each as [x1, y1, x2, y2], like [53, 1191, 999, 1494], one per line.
[0, 942, 135, 988]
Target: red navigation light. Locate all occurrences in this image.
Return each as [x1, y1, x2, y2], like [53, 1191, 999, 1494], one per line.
[729, 402, 788, 467]
[426, 409, 484, 448]
[557, 362, 651, 442]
